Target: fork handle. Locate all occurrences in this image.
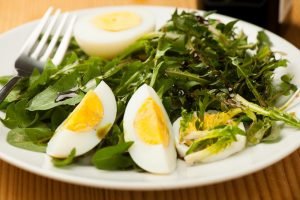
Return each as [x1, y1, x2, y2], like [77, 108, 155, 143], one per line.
[0, 76, 22, 103]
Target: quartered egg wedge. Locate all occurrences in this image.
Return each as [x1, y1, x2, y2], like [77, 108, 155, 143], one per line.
[172, 111, 246, 165]
[123, 84, 177, 174]
[46, 81, 117, 158]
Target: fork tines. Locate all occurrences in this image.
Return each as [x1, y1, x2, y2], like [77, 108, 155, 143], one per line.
[20, 7, 76, 66]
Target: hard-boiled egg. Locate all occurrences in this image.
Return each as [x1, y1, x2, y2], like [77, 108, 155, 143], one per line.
[46, 81, 117, 158]
[74, 8, 155, 59]
[173, 115, 246, 164]
[123, 84, 177, 174]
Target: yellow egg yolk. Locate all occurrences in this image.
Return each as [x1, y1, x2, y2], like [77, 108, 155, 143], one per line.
[64, 91, 103, 132]
[93, 11, 141, 32]
[134, 98, 169, 147]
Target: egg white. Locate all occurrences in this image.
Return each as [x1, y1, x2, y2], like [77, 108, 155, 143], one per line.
[173, 117, 246, 164]
[46, 81, 117, 158]
[123, 84, 177, 174]
[74, 8, 155, 58]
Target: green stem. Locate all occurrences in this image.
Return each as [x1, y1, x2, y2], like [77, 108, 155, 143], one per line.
[115, 72, 140, 95]
[234, 94, 300, 128]
[165, 68, 210, 85]
[150, 61, 163, 87]
[279, 88, 300, 111]
[234, 94, 269, 115]
[231, 58, 267, 107]
[102, 62, 128, 79]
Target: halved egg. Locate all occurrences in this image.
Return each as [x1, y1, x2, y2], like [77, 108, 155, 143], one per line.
[123, 84, 177, 174]
[74, 8, 155, 59]
[173, 115, 246, 164]
[46, 81, 117, 158]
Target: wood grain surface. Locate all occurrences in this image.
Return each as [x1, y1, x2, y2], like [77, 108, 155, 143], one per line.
[0, 0, 300, 200]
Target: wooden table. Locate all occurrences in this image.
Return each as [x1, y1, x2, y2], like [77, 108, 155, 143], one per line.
[0, 0, 300, 199]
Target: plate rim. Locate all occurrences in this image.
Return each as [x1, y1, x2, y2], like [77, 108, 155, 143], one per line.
[0, 5, 300, 190]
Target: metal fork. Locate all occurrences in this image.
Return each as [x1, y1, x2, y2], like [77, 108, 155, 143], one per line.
[0, 7, 76, 103]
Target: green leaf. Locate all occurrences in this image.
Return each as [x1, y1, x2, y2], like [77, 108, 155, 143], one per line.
[231, 57, 266, 106]
[256, 45, 271, 61]
[155, 35, 171, 59]
[108, 124, 125, 145]
[28, 61, 57, 92]
[52, 148, 76, 167]
[257, 31, 272, 47]
[197, 91, 212, 124]
[50, 106, 72, 130]
[156, 79, 174, 98]
[102, 60, 129, 79]
[1, 99, 38, 129]
[118, 38, 149, 59]
[58, 51, 79, 68]
[262, 121, 282, 143]
[150, 61, 164, 87]
[6, 127, 53, 152]
[165, 68, 209, 85]
[179, 109, 194, 137]
[187, 138, 216, 155]
[234, 94, 300, 128]
[223, 20, 238, 36]
[92, 142, 134, 170]
[27, 72, 81, 111]
[186, 125, 245, 155]
[279, 74, 297, 96]
[172, 11, 209, 39]
[3, 89, 21, 103]
[81, 57, 105, 84]
[246, 118, 272, 145]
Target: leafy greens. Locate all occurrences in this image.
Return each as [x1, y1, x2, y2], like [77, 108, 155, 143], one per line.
[0, 10, 299, 170]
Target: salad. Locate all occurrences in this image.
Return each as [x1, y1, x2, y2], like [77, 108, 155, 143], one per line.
[0, 8, 299, 174]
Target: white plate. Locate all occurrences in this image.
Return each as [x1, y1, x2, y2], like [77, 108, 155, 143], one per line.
[0, 5, 300, 190]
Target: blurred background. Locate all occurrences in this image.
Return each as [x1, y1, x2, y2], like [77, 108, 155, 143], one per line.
[199, 0, 300, 48]
[0, 0, 299, 47]
[200, 0, 288, 32]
